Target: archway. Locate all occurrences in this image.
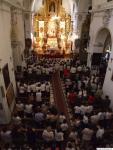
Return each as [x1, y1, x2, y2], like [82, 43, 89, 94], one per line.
[92, 28, 112, 77]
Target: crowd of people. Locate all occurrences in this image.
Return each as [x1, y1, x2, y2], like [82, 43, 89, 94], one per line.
[0, 51, 113, 150]
[62, 58, 113, 149]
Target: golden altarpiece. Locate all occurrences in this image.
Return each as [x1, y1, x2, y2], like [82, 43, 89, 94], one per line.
[33, 0, 72, 54]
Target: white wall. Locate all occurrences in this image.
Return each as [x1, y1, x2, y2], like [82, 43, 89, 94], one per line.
[0, 0, 26, 124]
[103, 12, 113, 107]
[92, 0, 106, 7]
[92, 0, 113, 9]
[88, 7, 113, 107]
[0, 3, 16, 124]
[16, 10, 25, 53]
[12, 8, 25, 69]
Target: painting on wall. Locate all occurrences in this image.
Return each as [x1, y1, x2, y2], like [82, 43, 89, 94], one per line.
[111, 71, 113, 81]
[2, 64, 10, 90]
[0, 103, 3, 110]
[6, 83, 15, 107]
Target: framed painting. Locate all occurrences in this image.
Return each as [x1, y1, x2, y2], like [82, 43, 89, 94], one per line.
[6, 83, 15, 107]
[2, 64, 10, 89]
[111, 72, 113, 81]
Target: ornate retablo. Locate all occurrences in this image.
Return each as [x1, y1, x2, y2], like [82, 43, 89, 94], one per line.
[33, 0, 72, 55]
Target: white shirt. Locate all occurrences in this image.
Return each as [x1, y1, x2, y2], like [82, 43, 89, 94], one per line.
[55, 130, 64, 141]
[45, 84, 50, 92]
[27, 85, 31, 93]
[24, 104, 33, 113]
[83, 115, 88, 124]
[86, 106, 93, 114]
[82, 128, 93, 141]
[74, 106, 81, 114]
[70, 67, 76, 74]
[16, 103, 24, 110]
[98, 112, 105, 120]
[77, 66, 82, 72]
[42, 130, 54, 141]
[96, 128, 104, 139]
[36, 86, 41, 92]
[41, 83, 46, 91]
[61, 123, 68, 131]
[1, 130, 12, 143]
[91, 115, 99, 124]
[83, 90, 87, 97]
[80, 105, 87, 115]
[36, 91, 42, 102]
[28, 68, 32, 74]
[13, 116, 21, 125]
[31, 84, 36, 92]
[59, 115, 66, 123]
[19, 86, 25, 93]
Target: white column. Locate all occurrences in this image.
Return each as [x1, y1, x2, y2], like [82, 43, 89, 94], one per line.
[11, 7, 25, 70]
[24, 13, 32, 39]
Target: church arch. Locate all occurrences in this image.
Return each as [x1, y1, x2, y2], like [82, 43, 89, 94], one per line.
[94, 27, 112, 53]
[92, 27, 112, 76]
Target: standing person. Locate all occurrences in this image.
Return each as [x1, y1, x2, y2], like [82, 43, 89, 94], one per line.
[41, 81, 46, 98]
[0, 127, 12, 145]
[34, 109, 45, 128]
[36, 90, 42, 106]
[81, 127, 94, 150]
[55, 128, 64, 150]
[96, 125, 105, 147]
[66, 142, 75, 150]
[103, 95, 111, 109]
[42, 126, 54, 149]
[24, 103, 33, 117]
[19, 84, 25, 97]
[26, 127, 36, 148]
[60, 119, 69, 138]
[63, 67, 70, 79]
[45, 82, 50, 97]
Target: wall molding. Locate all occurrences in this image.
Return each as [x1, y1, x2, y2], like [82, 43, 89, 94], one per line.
[91, 4, 113, 13]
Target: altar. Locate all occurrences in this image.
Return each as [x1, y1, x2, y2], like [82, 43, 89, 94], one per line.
[33, 0, 72, 55]
[47, 38, 58, 49]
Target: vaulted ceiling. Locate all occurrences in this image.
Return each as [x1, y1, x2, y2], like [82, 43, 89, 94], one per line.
[22, 0, 92, 15]
[31, 0, 77, 14]
[9, 0, 91, 12]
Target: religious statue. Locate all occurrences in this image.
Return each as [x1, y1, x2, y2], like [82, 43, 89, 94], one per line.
[48, 21, 56, 37]
[42, 0, 44, 5]
[49, 2, 55, 12]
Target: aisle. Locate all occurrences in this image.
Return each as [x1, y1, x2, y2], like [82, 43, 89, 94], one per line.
[52, 71, 70, 126]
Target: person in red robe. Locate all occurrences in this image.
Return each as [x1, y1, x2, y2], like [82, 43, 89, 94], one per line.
[63, 68, 70, 79]
[88, 94, 95, 105]
[67, 91, 77, 107]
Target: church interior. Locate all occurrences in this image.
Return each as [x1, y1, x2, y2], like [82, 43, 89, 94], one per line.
[0, 0, 113, 149]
